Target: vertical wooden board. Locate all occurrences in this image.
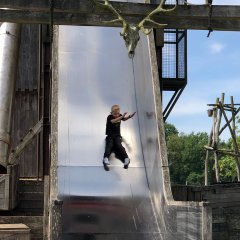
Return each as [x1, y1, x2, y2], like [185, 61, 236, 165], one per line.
[19, 92, 25, 177]
[11, 24, 40, 178]
[43, 176, 49, 240]
[0, 176, 9, 210]
[17, 24, 39, 91]
[24, 91, 30, 177]
[32, 91, 39, 177]
[8, 164, 19, 209]
[29, 91, 35, 177]
[17, 91, 22, 174]
[28, 92, 35, 177]
[12, 91, 39, 178]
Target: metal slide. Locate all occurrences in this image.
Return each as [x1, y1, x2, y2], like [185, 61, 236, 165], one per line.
[56, 25, 205, 240]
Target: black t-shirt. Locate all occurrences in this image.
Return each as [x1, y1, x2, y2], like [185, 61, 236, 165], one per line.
[105, 114, 122, 136]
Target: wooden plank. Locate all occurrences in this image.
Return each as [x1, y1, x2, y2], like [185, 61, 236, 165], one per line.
[20, 92, 25, 176]
[0, 176, 9, 210]
[1, 3, 240, 31]
[0, 224, 29, 229]
[1, 1, 240, 18]
[24, 91, 30, 177]
[13, 24, 40, 178]
[12, 91, 39, 178]
[17, 24, 40, 91]
[43, 176, 49, 240]
[0, 224, 30, 240]
[8, 164, 19, 210]
[32, 91, 38, 177]
[9, 118, 43, 168]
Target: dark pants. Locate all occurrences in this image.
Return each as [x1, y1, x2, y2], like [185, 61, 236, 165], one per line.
[104, 135, 128, 160]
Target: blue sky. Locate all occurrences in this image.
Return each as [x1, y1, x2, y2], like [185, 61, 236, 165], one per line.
[164, 27, 240, 141]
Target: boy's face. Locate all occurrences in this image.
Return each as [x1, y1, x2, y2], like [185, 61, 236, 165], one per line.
[112, 106, 120, 116]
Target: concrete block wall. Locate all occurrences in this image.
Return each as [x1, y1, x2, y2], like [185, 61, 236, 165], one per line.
[213, 206, 240, 240]
[172, 184, 240, 240]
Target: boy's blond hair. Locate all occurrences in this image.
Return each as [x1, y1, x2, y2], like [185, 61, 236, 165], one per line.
[111, 105, 120, 112]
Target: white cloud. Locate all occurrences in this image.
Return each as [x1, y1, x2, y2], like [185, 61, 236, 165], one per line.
[164, 76, 240, 118]
[209, 42, 225, 54]
[169, 99, 208, 116]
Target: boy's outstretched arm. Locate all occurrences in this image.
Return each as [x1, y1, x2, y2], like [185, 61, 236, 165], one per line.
[122, 112, 136, 121]
[110, 112, 128, 123]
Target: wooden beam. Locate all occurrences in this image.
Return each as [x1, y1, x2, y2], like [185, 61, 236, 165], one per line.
[1, 1, 240, 31]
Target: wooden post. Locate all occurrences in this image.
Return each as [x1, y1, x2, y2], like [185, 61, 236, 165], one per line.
[219, 101, 240, 180]
[219, 107, 240, 136]
[213, 98, 220, 182]
[213, 93, 225, 183]
[205, 128, 212, 186]
[231, 96, 240, 181]
[216, 93, 225, 140]
[206, 95, 240, 184]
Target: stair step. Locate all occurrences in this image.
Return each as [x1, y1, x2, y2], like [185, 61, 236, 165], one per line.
[19, 192, 44, 201]
[0, 216, 43, 239]
[18, 200, 43, 210]
[19, 181, 44, 193]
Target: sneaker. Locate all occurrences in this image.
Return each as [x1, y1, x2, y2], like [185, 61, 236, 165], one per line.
[103, 162, 110, 171]
[123, 158, 130, 169]
[103, 157, 110, 165]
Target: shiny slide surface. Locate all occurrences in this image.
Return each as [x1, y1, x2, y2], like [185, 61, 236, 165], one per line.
[57, 25, 204, 240]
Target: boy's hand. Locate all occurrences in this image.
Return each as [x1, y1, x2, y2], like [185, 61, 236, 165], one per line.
[123, 112, 128, 117]
[130, 112, 136, 118]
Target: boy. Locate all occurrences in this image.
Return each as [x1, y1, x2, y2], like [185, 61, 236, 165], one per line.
[103, 105, 136, 171]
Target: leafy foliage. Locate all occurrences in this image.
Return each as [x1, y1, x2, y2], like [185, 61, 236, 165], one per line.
[165, 122, 178, 139]
[165, 122, 208, 185]
[164, 122, 238, 185]
[218, 155, 237, 182]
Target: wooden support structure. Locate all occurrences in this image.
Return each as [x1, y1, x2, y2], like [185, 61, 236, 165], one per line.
[218, 102, 240, 181]
[1, 1, 240, 31]
[213, 97, 220, 183]
[205, 94, 240, 185]
[205, 127, 213, 186]
[219, 108, 240, 135]
[0, 164, 19, 210]
[8, 118, 43, 165]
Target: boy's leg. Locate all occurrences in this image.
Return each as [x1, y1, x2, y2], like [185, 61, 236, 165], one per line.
[114, 136, 130, 168]
[103, 136, 113, 165]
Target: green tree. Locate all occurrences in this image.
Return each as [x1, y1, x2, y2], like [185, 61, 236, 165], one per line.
[164, 122, 178, 139]
[165, 121, 239, 185]
[215, 134, 239, 183]
[166, 129, 208, 185]
[218, 155, 237, 182]
[187, 172, 205, 186]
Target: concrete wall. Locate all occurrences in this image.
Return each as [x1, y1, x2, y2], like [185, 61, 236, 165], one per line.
[172, 184, 240, 240]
